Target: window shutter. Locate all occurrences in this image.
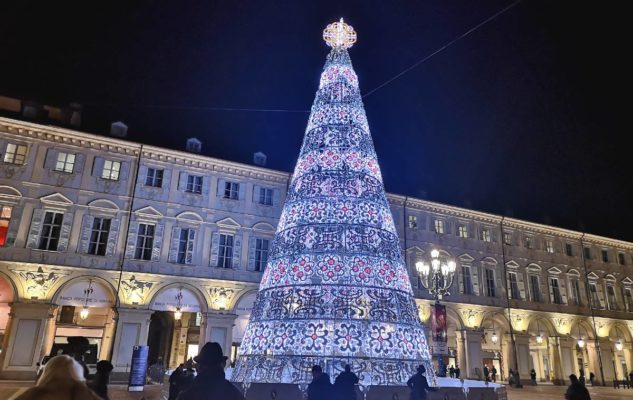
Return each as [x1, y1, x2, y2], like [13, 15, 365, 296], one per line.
[216, 179, 226, 197]
[471, 267, 480, 295]
[138, 165, 148, 184]
[92, 157, 105, 177]
[168, 227, 182, 263]
[210, 231, 220, 266]
[238, 183, 245, 200]
[232, 232, 243, 268]
[273, 189, 281, 206]
[43, 149, 58, 169]
[491, 230, 498, 243]
[151, 223, 164, 261]
[0, 139, 6, 156]
[253, 185, 261, 202]
[79, 214, 95, 253]
[4, 205, 24, 247]
[548, 278, 555, 303]
[74, 154, 86, 174]
[125, 221, 139, 258]
[26, 209, 45, 248]
[185, 229, 196, 264]
[457, 266, 464, 294]
[162, 168, 172, 189]
[559, 278, 568, 304]
[57, 212, 74, 252]
[517, 272, 526, 300]
[106, 218, 120, 257]
[178, 172, 187, 191]
[119, 161, 130, 181]
[248, 236, 257, 271]
[597, 284, 606, 309]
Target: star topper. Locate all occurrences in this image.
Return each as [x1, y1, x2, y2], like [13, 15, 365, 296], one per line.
[323, 18, 357, 49]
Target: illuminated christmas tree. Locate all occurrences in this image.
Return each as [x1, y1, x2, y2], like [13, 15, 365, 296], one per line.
[232, 19, 434, 386]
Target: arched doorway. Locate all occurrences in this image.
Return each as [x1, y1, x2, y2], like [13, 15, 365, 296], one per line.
[148, 286, 204, 369]
[609, 323, 632, 380]
[481, 312, 510, 382]
[51, 277, 116, 365]
[0, 274, 15, 354]
[527, 317, 557, 382]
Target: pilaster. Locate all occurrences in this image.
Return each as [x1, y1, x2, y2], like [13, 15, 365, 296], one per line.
[110, 308, 153, 373]
[456, 329, 483, 380]
[200, 311, 237, 359]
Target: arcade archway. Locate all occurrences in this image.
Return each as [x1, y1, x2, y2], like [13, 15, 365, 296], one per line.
[0, 273, 16, 354]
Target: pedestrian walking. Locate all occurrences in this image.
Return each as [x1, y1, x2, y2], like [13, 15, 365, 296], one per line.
[589, 372, 595, 386]
[491, 366, 497, 383]
[308, 365, 333, 400]
[565, 374, 591, 400]
[88, 360, 113, 400]
[334, 364, 359, 400]
[16, 355, 101, 400]
[407, 365, 435, 400]
[454, 366, 460, 379]
[449, 365, 455, 378]
[483, 365, 490, 382]
[530, 368, 537, 385]
[176, 342, 244, 400]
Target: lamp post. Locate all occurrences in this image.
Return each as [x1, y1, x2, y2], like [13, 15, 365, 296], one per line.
[491, 320, 498, 344]
[535, 320, 544, 344]
[174, 288, 183, 321]
[415, 249, 456, 302]
[80, 280, 94, 320]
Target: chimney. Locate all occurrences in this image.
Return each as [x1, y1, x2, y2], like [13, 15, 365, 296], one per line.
[253, 151, 267, 166]
[186, 137, 202, 153]
[110, 121, 128, 138]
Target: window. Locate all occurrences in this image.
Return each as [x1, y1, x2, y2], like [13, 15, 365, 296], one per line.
[101, 160, 121, 180]
[145, 168, 164, 187]
[0, 205, 12, 247]
[624, 288, 632, 312]
[458, 225, 468, 238]
[589, 283, 600, 308]
[530, 275, 541, 302]
[224, 182, 239, 200]
[434, 220, 445, 234]
[255, 238, 269, 272]
[258, 188, 273, 206]
[508, 272, 520, 300]
[618, 253, 626, 266]
[571, 279, 582, 306]
[186, 175, 203, 194]
[545, 240, 554, 253]
[606, 285, 617, 310]
[55, 152, 75, 173]
[3, 143, 27, 164]
[565, 243, 573, 257]
[462, 266, 473, 295]
[218, 234, 234, 268]
[134, 223, 155, 260]
[550, 278, 562, 304]
[484, 269, 496, 297]
[503, 232, 512, 245]
[481, 228, 491, 242]
[176, 229, 195, 264]
[88, 218, 110, 256]
[601, 249, 609, 263]
[524, 236, 532, 249]
[38, 211, 64, 251]
[407, 215, 417, 229]
[583, 246, 591, 260]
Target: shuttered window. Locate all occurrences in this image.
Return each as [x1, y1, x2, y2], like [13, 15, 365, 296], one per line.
[481, 228, 491, 242]
[176, 229, 196, 264]
[550, 278, 563, 304]
[624, 288, 632, 312]
[255, 239, 269, 272]
[145, 168, 164, 187]
[218, 234, 234, 268]
[0, 205, 11, 247]
[484, 269, 496, 297]
[606, 285, 618, 310]
[508, 272, 520, 300]
[38, 211, 64, 250]
[434, 220, 444, 234]
[589, 283, 600, 308]
[571, 279, 582, 306]
[3, 143, 27, 164]
[462, 266, 473, 295]
[224, 182, 240, 200]
[458, 225, 468, 238]
[258, 188, 273, 205]
[101, 160, 121, 180]
[134, 223, 155, 260]
[55, 152, 75, 173]
[186, 175, 203, 194]
[88, 218, 111, 256]
[530, 275, 541, 302]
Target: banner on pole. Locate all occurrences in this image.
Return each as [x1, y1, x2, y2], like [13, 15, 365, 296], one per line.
[431, 303, 448, 355]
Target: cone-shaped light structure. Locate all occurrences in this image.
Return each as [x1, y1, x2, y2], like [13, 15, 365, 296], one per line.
[232, 19, 434, 386]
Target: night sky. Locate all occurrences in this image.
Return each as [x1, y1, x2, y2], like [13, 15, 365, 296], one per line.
[1, 1, 631, 241]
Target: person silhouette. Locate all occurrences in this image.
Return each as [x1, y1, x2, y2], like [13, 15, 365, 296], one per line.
[334, 364, 359, 400]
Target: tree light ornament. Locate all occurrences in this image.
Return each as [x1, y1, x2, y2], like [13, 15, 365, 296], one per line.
[232, 19, 434, 386]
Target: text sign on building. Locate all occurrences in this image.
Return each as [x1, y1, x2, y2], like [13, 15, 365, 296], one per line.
[128, 345, 149, 392]
[431, 303, 448, 355]
[57, 280, 114, 307]
[150, 287, 201, 312]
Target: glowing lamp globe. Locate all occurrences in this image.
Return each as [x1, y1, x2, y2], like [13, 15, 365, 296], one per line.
[174, 309, 182, 321]
[79, 307, 90, 320]
[491, 332, 498, 344]
[615, 339, 623, 351]
[431, 249, 440, 258]
[577, 337, 585, 348]
[536, 334, 544, 344]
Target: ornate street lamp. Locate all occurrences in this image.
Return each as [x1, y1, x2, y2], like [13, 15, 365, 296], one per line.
[614, 326, 623, 351]
[174, 288, 183, 321]
[576, 325, 585, 348]
[535, 320, 544, 344]
[80, 280, 94, 320]
[491, 319, 498, 344]
[415, 249, 456, 301]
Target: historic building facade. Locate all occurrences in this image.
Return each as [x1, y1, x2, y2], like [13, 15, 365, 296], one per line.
[0, 116, 632, 384]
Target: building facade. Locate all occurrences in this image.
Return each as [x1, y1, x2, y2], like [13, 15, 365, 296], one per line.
[0, 116, 631, 384]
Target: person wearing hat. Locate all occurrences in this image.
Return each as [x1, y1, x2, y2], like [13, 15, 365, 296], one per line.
[407, 365, 435, 400]
[88, 360, 114, 400]
[176, 342, 244, 400]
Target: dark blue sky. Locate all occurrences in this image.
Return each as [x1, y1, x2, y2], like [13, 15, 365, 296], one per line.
[1, 1, 631, 240]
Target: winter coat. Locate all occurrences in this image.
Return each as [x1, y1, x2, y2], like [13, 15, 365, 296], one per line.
[334, 371, 359, 400]
[565, 382, 591, 400]
[16, 379, 102, 400]
[176, 370, 244, 400]
[407, 373, 432, 400]
[308, 373, 333, 400]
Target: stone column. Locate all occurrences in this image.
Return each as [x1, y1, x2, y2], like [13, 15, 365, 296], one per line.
[200, 312, 237, 360]
[169, 313, 192, 368]
[623, 342, 633, 380]
[99, 307, 117, 361]
[585, 340, 602, 385]
[558, 337, 575, 379]
[456, 329, 483, 379]
[501, 334, 514, 382]
[110, 308, 153, 374]
[0, 302, 57, 380]
[548, 336, 565, 385]
[514, 333, 532, 384]
[597, 339, 616, 382]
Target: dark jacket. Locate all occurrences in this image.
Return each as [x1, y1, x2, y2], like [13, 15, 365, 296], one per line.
[88, 372, 110, 400]
[168, 368, 184, 400]
[407, 373, 432, 400]
[308, 373, 333, 400]
[334, 371, 359, 400]
[176, 370, 244, 400]
[565, 382, 591, 400]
